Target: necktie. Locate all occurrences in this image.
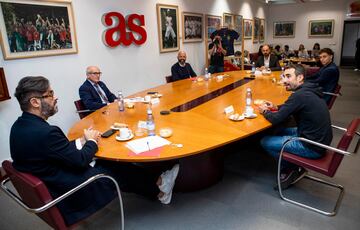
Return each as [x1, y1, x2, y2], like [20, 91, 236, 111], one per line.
[94, 83, 109, 103]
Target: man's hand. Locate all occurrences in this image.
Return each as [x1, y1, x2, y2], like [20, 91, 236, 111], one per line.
[259, 100, 278, 114]
[84, 128, 101, 143]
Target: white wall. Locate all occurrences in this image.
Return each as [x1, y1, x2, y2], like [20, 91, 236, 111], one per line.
[267, 0, 352, 65]
[0, 0, 266, 161]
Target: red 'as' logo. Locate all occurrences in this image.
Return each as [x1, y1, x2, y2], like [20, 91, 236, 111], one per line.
[102, 12, 147, 47]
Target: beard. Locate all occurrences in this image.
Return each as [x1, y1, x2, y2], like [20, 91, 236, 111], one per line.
[41, 100, 58, 118]
[178, 59, 186, 65]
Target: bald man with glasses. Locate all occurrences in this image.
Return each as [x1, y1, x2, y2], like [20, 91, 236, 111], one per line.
[79, 66, 117, 111]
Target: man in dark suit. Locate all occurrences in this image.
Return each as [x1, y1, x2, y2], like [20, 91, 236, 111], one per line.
[307, 48, 339, 104]
[79, 66, 117, 111]
[10, 76, 179, 225]
[256, 44, 281, 71]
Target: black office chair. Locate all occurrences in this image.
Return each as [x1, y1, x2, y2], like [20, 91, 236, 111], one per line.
[165, 75, 173, 83]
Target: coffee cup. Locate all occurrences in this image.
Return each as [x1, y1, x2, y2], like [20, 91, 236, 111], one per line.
[118, 128, 132, 139]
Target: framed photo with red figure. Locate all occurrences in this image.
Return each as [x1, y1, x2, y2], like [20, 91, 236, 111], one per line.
[0, 67, 10, 101]
[0, 0, 78, 60]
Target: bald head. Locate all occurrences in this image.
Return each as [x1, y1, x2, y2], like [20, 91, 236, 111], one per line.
[177, 51, 187, 65]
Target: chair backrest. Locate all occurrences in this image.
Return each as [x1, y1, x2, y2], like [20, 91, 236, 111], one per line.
[165, 75, 173, 83]
[249, 53, 259, 63]
[305, 66, 320, 77]
[327, 118, 360, 177]
[74, 99, 90, 119]
[224, 60, 240, 72]
[327, 84, 342, 110]
[2, 160, 68, 230]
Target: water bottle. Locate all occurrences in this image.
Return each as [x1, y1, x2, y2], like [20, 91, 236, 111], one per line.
[205, 67, 210, 81]
[251, 62, 256, 74]
[146, 107, 155, 136]
[245, 88, 253, 116]
[118, 91, 125, 112]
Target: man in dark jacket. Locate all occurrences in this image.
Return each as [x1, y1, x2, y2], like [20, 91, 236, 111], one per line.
[79, 66, 117, 111]
[171, 51, 197, 81]
[307, 48, 339, 104]
[256, 44, 281, 71]
[10, 76, 179, 225]
[258, 64, 332, 189]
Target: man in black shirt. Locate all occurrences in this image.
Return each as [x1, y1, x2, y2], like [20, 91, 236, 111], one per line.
[258, 64, 332, 189]
[208, 35, 226, 74]
[171, 51, 197, 81]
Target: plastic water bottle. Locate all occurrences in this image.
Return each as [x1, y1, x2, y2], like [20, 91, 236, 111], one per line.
[146, 107, 155, 136]
[251, 62, 256, 74]
[246, 88, 252, 107]
[118, 91, 125, 112]
[245, 87, 253, 116]
[205, 67, 210, 81]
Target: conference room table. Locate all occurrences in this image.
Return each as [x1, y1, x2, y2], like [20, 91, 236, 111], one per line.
[285, 57, 319, 66]
[68, 71, 290, 191]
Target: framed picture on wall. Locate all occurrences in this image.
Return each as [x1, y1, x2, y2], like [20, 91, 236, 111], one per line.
[205, 14, 222, 42]
[233, 14, 243, 44]
[182, 12, 203, 43]
[273, 21, 295, 38]
[243, 19, 252, 39]
[308, 19, 334, 37]
[156, 4, 179, 53]
[223, 13, 233, 28]
[253, 17, 260, 43]
[0, 0, 78, 60]
[0, 68, 10, 101]
[259, 18, 265, 43]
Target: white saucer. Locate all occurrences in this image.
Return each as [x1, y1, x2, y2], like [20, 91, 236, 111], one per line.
[115, 133, 134, 141]
[110, 125, 120, 130]
[229, 114, 245, 121]
[244, 113, 257, 119]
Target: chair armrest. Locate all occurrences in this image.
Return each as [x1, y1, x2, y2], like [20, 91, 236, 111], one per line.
[323, 91, 342, 97]
[280, 136, 354, 157]
[1, 174, 124, 230]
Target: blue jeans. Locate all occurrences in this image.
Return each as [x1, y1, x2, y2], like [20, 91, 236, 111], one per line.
[260, 127, 323, 170]
[208, 65, 224, 74]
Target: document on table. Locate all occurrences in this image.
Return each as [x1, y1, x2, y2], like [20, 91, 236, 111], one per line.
[125, 135, 171, 154]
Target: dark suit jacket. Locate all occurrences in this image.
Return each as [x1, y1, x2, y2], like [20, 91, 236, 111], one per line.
[79, 80, 117, 111]
[307, 62, 339, 104]
[255, 54, 281, 71]
[10, 112, 116, 225]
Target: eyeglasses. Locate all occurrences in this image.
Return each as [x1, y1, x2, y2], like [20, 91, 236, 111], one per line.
[88, 72, 102, 76]
[30, 90, 55, 101]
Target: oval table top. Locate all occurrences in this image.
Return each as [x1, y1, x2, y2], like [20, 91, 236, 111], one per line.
[68, 71, 290, 162]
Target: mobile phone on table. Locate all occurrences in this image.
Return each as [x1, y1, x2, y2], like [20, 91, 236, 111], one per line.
[101, 129, 116, 138]
[147, 91, 158, 94]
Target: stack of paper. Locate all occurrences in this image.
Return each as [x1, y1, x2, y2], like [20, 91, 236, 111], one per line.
[125, 135, 171, 154]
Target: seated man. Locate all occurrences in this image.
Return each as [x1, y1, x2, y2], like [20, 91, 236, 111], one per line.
[171, 51, 197, 81]
[79, 66, 117, 111]
[10, 76, 179, 226]
[258, 64, 332, 189]
[306, 48, 339, 104]
[255, 44, 281, 71]
[283, 45, 295, 58]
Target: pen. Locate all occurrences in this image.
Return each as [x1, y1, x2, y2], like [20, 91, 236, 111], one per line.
[147, 141, 151, 151]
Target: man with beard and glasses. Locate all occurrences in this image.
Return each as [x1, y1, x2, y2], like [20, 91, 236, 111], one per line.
[171, 50, 197, 81]
[10, 76, 180, 225]
[255, 44, 281, 71]
[258, 64, 332, 190]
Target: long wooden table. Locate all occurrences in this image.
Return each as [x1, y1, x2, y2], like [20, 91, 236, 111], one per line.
[68, 71, 290, 191]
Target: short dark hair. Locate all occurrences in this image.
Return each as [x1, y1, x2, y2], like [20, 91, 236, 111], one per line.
[319, 48, 334, 56]
[14, 76, 50, 111]
[286, 64, 306, 80]
[234, 51, 242, 56]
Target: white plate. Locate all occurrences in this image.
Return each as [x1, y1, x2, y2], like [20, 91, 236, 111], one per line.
[115, 133, 134, 141]
[229, 114, 245, 121]
[244, 113, 257, 119]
